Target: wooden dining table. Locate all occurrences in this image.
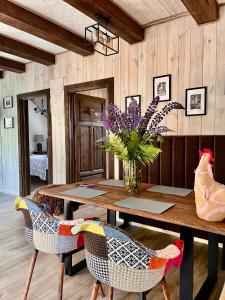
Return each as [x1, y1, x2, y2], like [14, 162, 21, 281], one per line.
[38, 179, 225, 300]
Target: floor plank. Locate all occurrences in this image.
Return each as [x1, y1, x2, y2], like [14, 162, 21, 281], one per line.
[0, 192, 224, 299]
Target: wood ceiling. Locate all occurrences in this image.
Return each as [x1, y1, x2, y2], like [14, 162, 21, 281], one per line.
[63, 0, 144, 43]
[0, 0, 223, 78]
[113, 0, 188, 25]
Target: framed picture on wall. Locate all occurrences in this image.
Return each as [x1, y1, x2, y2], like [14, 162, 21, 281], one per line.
[185, 87, 207, 116]
[153, 74, 171, 102]
[125, 95, 141, 114]
[4, 117, 14, 129]
[3, 96, 13, 109]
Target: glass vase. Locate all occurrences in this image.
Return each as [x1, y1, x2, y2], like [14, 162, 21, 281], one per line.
[123, 160, 141, 194]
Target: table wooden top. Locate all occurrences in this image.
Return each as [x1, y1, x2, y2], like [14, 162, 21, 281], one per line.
[38, 179, 225, 236]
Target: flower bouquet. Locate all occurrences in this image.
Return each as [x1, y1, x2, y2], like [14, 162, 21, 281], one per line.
[99, 97, 184, 193]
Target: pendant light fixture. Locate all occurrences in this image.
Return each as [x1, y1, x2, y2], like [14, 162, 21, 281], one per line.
[85, 14, 119, 56]
[32, 98, 47, 118]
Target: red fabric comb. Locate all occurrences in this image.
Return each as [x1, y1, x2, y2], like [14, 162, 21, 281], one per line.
[199, 149, 214, 162]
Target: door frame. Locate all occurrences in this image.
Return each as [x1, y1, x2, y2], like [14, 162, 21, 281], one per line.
[64, 77, 114, 183]
[17, 89, 53, 196]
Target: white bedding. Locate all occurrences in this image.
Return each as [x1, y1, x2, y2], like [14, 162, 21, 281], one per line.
[30, 154, 48, 180]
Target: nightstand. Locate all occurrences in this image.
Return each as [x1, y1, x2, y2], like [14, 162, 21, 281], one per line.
[32, 151, 47, 155]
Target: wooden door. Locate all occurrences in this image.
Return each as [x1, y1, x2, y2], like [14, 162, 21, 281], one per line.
[74, 93, 106, 181]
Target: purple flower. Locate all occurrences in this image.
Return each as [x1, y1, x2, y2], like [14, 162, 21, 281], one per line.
[149, 102, 184, 129]
[126, 98, 141, 131]
[120, 112, 129, 131]
[147, 126, 172, 136]
[138, 97, 160, 136]
[99, 97, 184, 140]
[99, 99, 142, 134]
[99, 104, 122, 134]
[98, 96, 184, 165]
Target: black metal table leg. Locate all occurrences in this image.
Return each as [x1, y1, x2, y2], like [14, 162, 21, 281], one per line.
[208, 233, 218, 281]
[222, 237, 225, 270]
[120, 212, 130, 229]
[195, 233, 218, 300]
[180, 229, 218, 300]
[64, 200, 73, 220]
[64, 200, 86, 276]
[107, 209, 116, 225]
[180, 227, 194, 300]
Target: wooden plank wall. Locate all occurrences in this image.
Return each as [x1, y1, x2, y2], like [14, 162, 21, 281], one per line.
[0, 8, 225, 194]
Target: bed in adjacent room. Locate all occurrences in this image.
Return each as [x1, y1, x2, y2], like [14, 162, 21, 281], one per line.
[30, 154, 48, 181]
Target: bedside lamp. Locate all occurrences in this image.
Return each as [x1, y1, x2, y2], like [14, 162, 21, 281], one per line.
[34, 135, 44, 153]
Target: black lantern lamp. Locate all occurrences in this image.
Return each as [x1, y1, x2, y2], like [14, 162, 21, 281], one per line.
[85, 14, 119, 56]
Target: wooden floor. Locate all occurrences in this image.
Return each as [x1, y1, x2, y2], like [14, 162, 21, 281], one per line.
[0, 192, 224, 300]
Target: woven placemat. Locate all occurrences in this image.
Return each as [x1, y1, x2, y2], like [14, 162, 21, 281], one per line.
[114, 197, 175, 214]
[60, 187, 108, 199]
[99, 180, 124, 187]
[147, 185, 193, 197]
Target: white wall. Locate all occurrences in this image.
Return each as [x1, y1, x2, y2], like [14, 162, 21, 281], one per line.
[28, 99, 48, 154]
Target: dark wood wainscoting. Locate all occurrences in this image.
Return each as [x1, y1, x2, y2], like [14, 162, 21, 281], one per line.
[119, 135, 225, 188]
[17, 89, 53, 196]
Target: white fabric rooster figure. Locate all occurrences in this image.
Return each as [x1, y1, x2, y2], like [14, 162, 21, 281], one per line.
[195, 149, 225, 222]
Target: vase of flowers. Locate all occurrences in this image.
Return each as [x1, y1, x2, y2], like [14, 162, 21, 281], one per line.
[123, 160, 141, 193]
[99, 97, 184, 194]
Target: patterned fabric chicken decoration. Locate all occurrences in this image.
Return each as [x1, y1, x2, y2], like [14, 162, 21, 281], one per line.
[194, 149, 225, 222]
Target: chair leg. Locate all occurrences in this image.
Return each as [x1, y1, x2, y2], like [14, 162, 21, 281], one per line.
[58, 254, 65, 300]
[109, 286, 114, 300]
[23, 249, 38, 300]
[98, 283, 105, 297]
[161, 277, 170, 300]
[91, 281, 101, 300]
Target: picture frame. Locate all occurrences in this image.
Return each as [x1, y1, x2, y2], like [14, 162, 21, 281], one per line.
[153, 74, 171, 102]
[3, 96, 13, 109]
[185, 87, 207, 116]
[4, 117, 14, 129]
[125, 95, 141, 114]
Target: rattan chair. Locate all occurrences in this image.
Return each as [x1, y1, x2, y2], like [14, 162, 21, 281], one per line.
[15, 197, 101, 300]
[71, 220, 184, 300]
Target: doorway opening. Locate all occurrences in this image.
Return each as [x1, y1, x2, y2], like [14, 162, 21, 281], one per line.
[65, 78, 114, 183]
[17, 89, 53, 196]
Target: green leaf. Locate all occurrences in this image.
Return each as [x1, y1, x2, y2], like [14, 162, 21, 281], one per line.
[103, 132, 128, 161]
[127, 130, 140, 160]
[136, 144, 161, 165]
[101, 132, 161, 166]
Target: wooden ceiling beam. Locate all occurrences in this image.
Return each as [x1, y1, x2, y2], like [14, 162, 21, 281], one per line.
[0, 71, 3, 79]
[0, 34, 55, 66]
[0, 57, 25, 73]
[0, 0, 94, 56]
[63, 0, 145, 44]
[180, 0, 218, 24]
